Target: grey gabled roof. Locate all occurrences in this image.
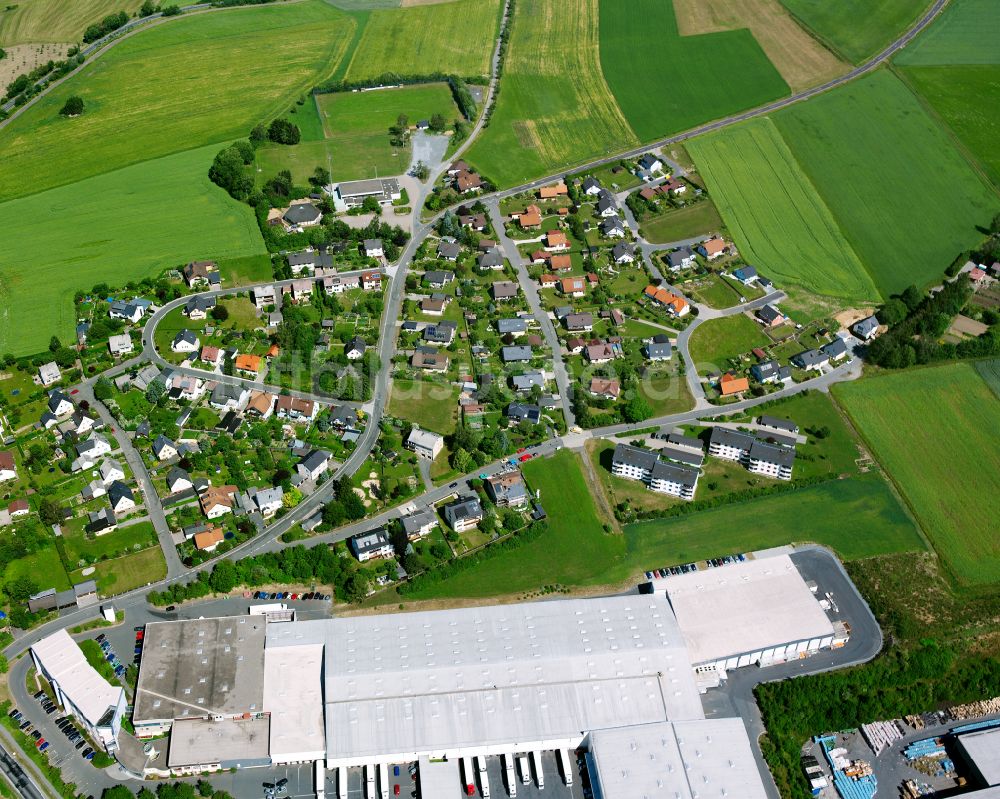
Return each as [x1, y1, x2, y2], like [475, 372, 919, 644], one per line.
[821, 337, 848, 359]
[646, 340, 672, 358]
[288, 250, 316, 267]
[792, 348, 827, 368]
[351, 528, 392, 555]
[108, 480, 134, 507]
[347, 336, 367, 355]
[747, 440, 795, 469]
[300, 449, 331, 472]
[436, 241, 461, 259]
[211, 382, 246, 404]
[758, 415, 798, 434]
[507, 402, 540, 423]
[582, 176, 601, 192]
[596, 192, 617, 212]
[638, 153, 661, 170]
[708, 427, 755, 451]
[185, 295, 216, 314]
[501, 345, 533, 362]
[667, 248, 693, 267]
[511, 371, 544, 390]
[756, 304, 782, 323]
[363, 238, 383, 250]
[153, 435, 176, 455]
[478, 248, 504, 268]
[752, 359, 779, 379]
[612, 443, 658, 472]
[401, 509, 437, 535]
[166, 466, 191, 488]
[423, 270, 454, 285]
[612, 242, 635, 260]
[601, 217, 625, 233]
[173, 329, 198, 346]
[854, 315, 879, 335]
[444, 497, 482, 525]
[497, 318, 527, 334]
[651, 459, 699, 487]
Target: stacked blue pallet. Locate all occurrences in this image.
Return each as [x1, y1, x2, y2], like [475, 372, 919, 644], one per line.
[904, 739, 945, 759]
[953, 717, 1000, 734]
[814, 735, 878, 799]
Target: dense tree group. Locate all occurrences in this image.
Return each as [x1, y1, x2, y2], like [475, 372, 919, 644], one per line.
[83, 11, 130, 42]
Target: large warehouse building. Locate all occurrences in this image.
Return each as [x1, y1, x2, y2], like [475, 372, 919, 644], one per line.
[120, 554, 845, 795]
[663, 553, 843, 675]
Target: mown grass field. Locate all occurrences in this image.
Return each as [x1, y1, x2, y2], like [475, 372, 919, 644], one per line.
[673, 0, 847, 91]
[70, 546, 167, 594]
[774, 70, 1000, 297]
[975, 358, 1000, 399]
[834, 363, 1000, 585]
[410, 451, 922, 602]
[409, 449, 627, 599]
[640, 201, 723, 244]
[262, 83, 460, 182]
[0, 145, 266, 355]
[387, 377, 460, 435]
[0, 1, 356, 201]
[598, 0, 789, 143]
[688, 313, 771, 371]
[464, 0, 638, 187]
[344, 0, 501, 80]
[900, 66, 1000, 188]
[0, 0, 143, 45]
[624, 473, 924, 566]
[778, 0, 931, 63]
[894, 0, 1000, 65]
[689, 118, 878, 303]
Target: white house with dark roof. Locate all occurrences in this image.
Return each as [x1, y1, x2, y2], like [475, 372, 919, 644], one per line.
[349, 528, 394, 562]
[791, 349, 829, 372]
[363, 239, 384, 259]
[852, 315, 880, 341]
[283, 202, 322, 228]
[38, 362, 61, 386]
[171, 330, 200, 353]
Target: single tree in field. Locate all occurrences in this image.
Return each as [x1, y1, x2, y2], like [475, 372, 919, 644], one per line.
[59, 95, 84, 117]
[310, 166, 330, 189]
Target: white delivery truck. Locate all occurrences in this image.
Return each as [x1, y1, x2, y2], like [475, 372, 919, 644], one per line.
[463, 757, 476, 796]
[517, 755, 531, 785]
[557, 749, 573, 786]
[337, 767, 347, 799]
[502, 753, 517, 797]
[476, 755, 491, 798]
[531, 751, 544, 790]
[365, 765, 375, 799]
[379, 763, 389, 799]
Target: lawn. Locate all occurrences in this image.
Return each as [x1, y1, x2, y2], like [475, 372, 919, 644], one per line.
[409, 449, 629, 599]
[688, 313, 770, 371]
[463, 0, 638, 187]
[387, 377, 460, 435]
[778, 0, 932, 63]
[689, 274, 748, 309]
[0, 144, 266, 356]
[834, 363, 1000, 586]
[623, 473, 925, 566]
[0, 0, 143, 45]
[2, 546, 70, 592]
[63, 521, 158, 567]
[268, 83, 461, 183]
[0, 0, 356, 201]
[598, 0, 789, 143]
[894, 0, 1000, 66]
[636, 366, 695, 417]
[640, 201, 724, 244]
[217, 254, 274, 287]
[344, 0, 501, 80]
[900, 66, 1000, 188]
[70, 545, 167, 595]
[688, 118, 878, 303]
[774, 70, 1000, 297]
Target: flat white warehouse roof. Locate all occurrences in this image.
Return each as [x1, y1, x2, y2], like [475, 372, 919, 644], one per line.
[588, 718, 769, 799]
[267, 594, 704, 762]
[663, 554, 834, 666]
[958, 727, 1000, 786]
[264, 643, 325, 763]
[31, 629, 124, 728]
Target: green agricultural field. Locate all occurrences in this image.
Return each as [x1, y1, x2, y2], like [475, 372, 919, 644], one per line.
[894, 0, 1000, 65]
[779, 0, 931, 63]
[598, 0, 789, 142]
[688, 314, 770, 371]
[387, 377, 460, 435]
[0, 145, 265, 356]
[900, 66, 1000, 187]
[344, 0, 501, 80]
[774, 70, 1000, 297]
[409, 449, 628, 599]
[689, 119, 878, 303]
[464, 0, 638, 187]
[975, 358, 1000, 399]
[263, 83, 459, 183]
[640, 201, 724, 244]
[0, 0, 355, 201]
[624, 473, 924, 566]
[0, 0, 143, 45]
[834, 363, 1000, 585]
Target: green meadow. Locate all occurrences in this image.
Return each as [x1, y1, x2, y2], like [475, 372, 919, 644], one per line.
[689, 118, 878, 303]
[598, 0, 789, 142]
[0, 145, 265, 355]
[894, 0, 1000, 65]
[774, 70, 999, 296]
[779, 0, 931, 63]
[0, 1, 356, 201]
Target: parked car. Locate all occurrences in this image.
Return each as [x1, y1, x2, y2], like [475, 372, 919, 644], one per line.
[39, 741, 49, 751]
[30, 730, 41, 740]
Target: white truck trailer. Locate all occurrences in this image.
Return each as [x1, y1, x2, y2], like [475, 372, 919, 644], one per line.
[365, 765, 375, 799]
[517, 755, 531, 785]
[531, 751, 544, 790]
[463, 757, 476, 796]
[557, 749, 573, 786]
[316, 761, 326, 799]
[476, 755, 491, 798]
[502, 753, 517, 797]
[379, 763, 389, 799]
[337, 767, 347, 799]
